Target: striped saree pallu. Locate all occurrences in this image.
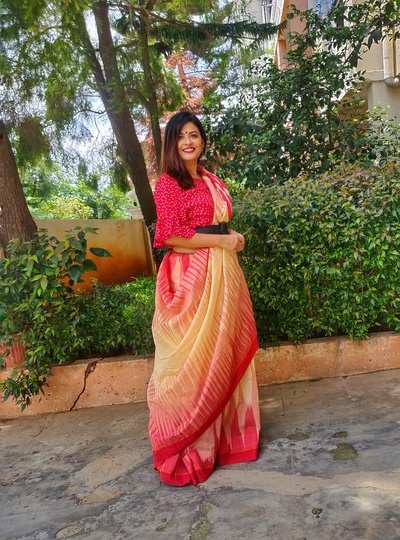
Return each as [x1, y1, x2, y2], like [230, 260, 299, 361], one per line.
[148, 174, 260, 486]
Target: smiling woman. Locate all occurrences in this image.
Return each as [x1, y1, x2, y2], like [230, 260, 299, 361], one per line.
[146, 111, 261, 486]
[161, 112, 208, 190]
[177, 122, 204, 163]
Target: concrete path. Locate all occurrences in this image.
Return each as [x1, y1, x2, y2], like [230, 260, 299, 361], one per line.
[1, 369, 400, 540]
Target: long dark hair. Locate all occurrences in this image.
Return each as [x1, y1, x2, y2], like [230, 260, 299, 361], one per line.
[162, 111, 207, 189]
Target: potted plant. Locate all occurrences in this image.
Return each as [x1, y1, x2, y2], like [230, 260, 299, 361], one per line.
[0, 339, 26, 369]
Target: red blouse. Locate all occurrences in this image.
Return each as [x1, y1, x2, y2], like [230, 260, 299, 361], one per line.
[153, 171, 216, 248]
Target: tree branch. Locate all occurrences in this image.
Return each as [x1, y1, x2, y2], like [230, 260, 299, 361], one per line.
[75, 108, 106, 116]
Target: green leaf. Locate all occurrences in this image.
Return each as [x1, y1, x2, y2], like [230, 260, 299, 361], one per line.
[25, 259, 34, 276]
[89, 247, 111, 258]
[83, 259, 97, 272]
[40, 276, 48, 291]
[68, 265, 83, 283]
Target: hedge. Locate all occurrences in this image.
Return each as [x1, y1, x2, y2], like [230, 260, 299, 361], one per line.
[0, 278, 155, 409]
[72, 279, 155, 359]
[232, 162, 400, 345]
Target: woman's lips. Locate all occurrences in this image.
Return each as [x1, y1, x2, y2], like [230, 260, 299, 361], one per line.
[182, 148, 195, 153]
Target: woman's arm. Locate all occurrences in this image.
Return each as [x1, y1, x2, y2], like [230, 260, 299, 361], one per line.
[164, 230, 244, 252]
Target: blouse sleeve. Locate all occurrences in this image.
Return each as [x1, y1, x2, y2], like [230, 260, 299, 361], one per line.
[153, 174, 197, 248]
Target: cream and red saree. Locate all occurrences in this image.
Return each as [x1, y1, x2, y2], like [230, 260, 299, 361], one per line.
[148, 173, 260, 486]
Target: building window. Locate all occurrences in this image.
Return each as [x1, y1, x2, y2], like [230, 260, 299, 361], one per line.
[261, 0, 274, 24]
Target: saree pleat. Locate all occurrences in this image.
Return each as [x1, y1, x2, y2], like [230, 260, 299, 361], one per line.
[148, 173, 260, 486]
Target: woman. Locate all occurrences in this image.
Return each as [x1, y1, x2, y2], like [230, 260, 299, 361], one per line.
[147, 111, 261, 486]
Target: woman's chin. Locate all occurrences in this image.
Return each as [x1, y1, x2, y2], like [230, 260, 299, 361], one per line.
[179, 153, 200, 162]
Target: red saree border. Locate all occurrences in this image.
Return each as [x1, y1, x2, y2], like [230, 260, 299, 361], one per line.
[217, 447, 259, 466]
[153, 336, 259, 467]
[158, 463, 215, 486]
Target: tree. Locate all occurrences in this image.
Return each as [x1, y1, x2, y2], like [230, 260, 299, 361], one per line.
[1, 0, 280, 239]
[165, 51, 215, 112]
[71, 0, 157, 227]
[67, 0, 280, 222]
[0, 121, 37, 253]
[204, 0, 400, 186]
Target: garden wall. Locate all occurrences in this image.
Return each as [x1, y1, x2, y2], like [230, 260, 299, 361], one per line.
[1, 331, 400, 419]
[35, 218, 155, 289]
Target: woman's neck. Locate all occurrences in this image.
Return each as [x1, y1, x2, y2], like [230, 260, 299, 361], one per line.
[185, 160, 199, 179]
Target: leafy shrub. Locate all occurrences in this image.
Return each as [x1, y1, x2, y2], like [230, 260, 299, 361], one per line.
[1, 274, 155, 410]
[39, 195, 93, 219]
[0, 226, 107, 350]
[233, 162, 400, 345]
[354, 107, 400, 167]
[204, 2, 398, 187]
[72, 279, 155, 359]
[0, 227, 111, 409]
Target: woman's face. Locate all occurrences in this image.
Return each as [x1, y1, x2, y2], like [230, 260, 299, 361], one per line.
[177, 121, 204, 164]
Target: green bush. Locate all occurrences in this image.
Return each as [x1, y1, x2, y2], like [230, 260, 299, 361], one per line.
[233, 162, 400, 345]
[204, 2, 398, 187]
[354, 107, 400, 167]
[0, 226, 110, 365]
[1, 277, 155, 410]
[1, 228, 154, 410]
[71, 279, 155, 359]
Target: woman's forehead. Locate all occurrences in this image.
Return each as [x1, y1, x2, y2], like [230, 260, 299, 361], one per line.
[180, 122, 199, 134]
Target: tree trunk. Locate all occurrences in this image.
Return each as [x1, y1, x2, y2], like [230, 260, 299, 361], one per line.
[0, 121, 37, 254]
[75, 2, 156, 228]
[137, 6, 163, 170]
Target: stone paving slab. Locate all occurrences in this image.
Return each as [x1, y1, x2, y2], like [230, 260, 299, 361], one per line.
[1, 370, 400, 540]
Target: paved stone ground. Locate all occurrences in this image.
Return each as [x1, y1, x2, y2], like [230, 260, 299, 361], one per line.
[2, 369, 400, 540]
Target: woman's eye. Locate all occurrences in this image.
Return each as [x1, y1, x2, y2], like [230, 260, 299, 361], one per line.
[178, 132, 200, 140]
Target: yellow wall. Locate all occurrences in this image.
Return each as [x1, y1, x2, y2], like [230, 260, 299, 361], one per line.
[366, 81, 400, 116]
[359, 42, 384, 81]
[358, 38, 400, 117]
[35, 218, 155, 291]
[276, 0, 309, 69]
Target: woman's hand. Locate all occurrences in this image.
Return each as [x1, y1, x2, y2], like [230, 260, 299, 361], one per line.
[220, 230, 245, 252]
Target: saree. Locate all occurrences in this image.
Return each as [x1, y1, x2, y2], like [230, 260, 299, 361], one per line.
[147, 172, 260, 486]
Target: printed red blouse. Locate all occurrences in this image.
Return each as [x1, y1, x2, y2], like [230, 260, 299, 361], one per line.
[153, 171, 216, 248]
